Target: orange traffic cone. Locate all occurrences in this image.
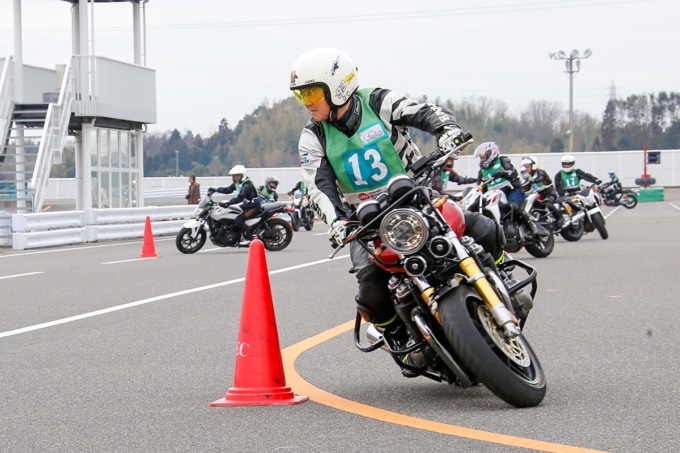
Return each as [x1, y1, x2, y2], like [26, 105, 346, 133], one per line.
[138, 216, 158, 258]
[211, 238, 308, 407]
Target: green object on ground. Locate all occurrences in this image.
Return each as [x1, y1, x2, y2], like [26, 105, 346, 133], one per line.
[638, 187, 665, 202]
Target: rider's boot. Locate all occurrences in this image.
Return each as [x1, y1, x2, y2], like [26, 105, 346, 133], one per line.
[376, 317, 423, 378]
[238, 228, 254, 247]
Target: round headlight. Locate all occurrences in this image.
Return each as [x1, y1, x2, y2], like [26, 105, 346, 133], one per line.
[379, 208, 429, 254]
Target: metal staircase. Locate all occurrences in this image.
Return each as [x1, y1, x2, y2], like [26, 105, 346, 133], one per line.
[0, 56, 73, 214]
[0, 104, 49, 213]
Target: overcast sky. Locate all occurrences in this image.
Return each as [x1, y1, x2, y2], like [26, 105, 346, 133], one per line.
[1, 0, 677, 137]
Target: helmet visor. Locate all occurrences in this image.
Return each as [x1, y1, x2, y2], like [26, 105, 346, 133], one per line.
[294, 86, 325, 106]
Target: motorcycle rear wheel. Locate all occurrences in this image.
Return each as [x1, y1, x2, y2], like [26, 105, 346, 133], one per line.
[559, 217, 585, 242]
[439, 285, 546, 408]
[591, 212, 609, 240]
[621, 193, 638, 209]
[175, 227, 207, 254]
[256, 217, 293, 251]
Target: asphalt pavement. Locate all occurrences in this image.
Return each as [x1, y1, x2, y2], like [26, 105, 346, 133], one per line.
[1, 190, 679, 453]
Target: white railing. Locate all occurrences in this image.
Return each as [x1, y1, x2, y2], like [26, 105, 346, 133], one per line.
[30, 63, 74, 213]
[10, 204, 195, 250]
[0, 56, 14, 155]
[72, 55, 156, 123]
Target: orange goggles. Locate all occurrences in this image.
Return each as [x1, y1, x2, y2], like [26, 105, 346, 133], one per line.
[293, 86, 326, 106]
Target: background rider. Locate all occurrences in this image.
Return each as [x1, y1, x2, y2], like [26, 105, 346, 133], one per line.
[208, 165, 261, 246]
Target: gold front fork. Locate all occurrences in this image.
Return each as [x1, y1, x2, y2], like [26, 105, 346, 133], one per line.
[459, 257, 520, 337]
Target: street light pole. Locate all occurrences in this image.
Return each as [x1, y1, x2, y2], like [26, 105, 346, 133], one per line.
[549, 49, 592, 153]
[174, 150, 179, 177]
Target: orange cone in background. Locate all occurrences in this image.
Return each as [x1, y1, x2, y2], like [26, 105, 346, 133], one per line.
[211, 238, 308, 407]
[138, 215, 158, 258]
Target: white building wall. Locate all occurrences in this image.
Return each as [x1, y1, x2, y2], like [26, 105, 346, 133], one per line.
[41, 149, 680, 202]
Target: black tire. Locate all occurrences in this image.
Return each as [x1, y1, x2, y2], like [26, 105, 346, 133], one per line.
[560, 217, 585, 242]
[290, 212, 300, 232]
[591, 212, 609, 240]
[621, 192, 638, 209]
[438, 285, 546, 408]
[524, 225, 554, 258]
[175, 227, 206, 254]
[256, 217, 293, 251]
[302, 208, 315, 231]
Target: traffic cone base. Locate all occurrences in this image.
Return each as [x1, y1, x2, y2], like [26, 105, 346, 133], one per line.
[210, 386, 308, 407]
[139, 215, 158, 258]
[211, 238, 308, 407]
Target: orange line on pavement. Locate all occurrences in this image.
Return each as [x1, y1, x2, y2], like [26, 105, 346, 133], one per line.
[281, 320, 609, 453]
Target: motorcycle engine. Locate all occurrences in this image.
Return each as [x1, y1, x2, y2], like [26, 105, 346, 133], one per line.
[210, 224, 240, 247]
[505, 276, 533, 322]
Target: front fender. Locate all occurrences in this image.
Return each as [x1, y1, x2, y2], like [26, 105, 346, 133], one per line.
[586, 205, 602, 216]
[182, 218, 207, 237]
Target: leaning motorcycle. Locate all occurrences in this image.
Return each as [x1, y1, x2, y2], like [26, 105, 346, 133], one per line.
[558, 184, 609, 240]
[332, 134, 546, 408]
[460, 179, 554, 258]
[289, 193, 315, 231]
[175, 194, 293, 253]
[601, 184, 638, 209]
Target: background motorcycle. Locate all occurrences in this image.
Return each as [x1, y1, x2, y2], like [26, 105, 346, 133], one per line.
[558, 184, 609, 240]
[601, 184, 638, 209]
[461, 179, 554, 258]
[289, 193, 315, 231]
[175, 194, 293, 253]
[333, 135, 546, 408]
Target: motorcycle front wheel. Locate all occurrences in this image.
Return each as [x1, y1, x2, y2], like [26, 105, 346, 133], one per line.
[290, 212, 300, 232]
[524, 223, 554, 258]
[176, 227, 207, 254]
[256, 217, 293, 251]
[303, 208, 314, 231]
[439, 285, 546, 408]
[591, 212, 609, 240]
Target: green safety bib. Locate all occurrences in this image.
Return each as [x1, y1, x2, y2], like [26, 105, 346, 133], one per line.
[322, 88, 406, 204]
[480, 159, 512, 191]
[560, 170, 580, 190]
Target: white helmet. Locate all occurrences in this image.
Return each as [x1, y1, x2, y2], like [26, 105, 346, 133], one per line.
[289, 47, 359, 108]
[229, 164, 247, 177]
[561, 154, 575, 168]
[521, 156, 537, 172]
[473, 142, 500, 169]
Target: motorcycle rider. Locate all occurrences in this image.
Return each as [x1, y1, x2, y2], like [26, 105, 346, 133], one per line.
[520, 156, 564, 230]
[287, 180, 307, 197]
[432, 156, 476, 193]
[473, 142, 540, 236]
[554, 154, 602, 197]
[208, 164, 261, 246]
[258, 175, 280, 202]
[288, 47, 506, 374]
[600, 170, 622, 197]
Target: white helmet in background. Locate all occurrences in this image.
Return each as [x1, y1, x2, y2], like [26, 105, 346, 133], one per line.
[521, 155, 538, 172]
[561, 154, 575, 168]
[289, 47, 359, 108]
[229, 164, 247, 178]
